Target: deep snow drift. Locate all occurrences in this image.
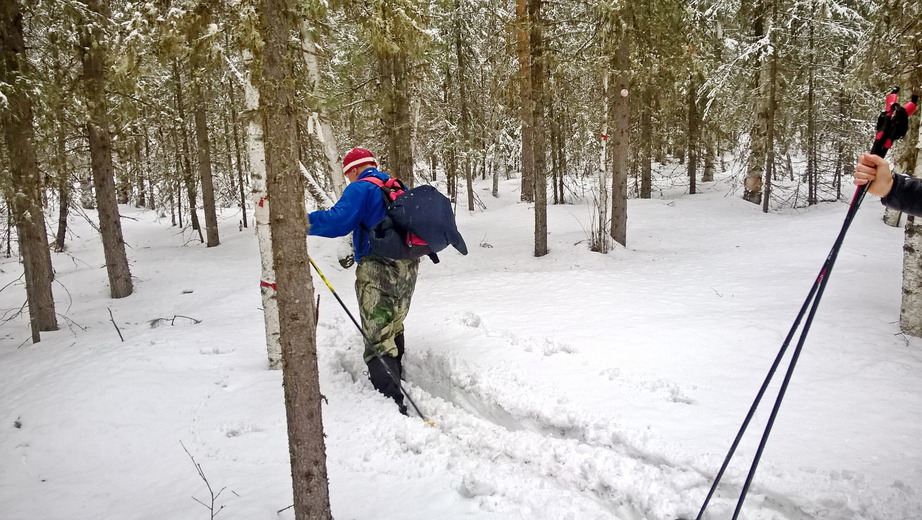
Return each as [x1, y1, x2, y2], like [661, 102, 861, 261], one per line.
[2, 175, 921, 520]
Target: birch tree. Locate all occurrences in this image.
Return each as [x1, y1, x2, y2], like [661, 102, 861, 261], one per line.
[872, 4, 922, 334]
[901, 110, 922, 336]
[240, 51, 281, 369]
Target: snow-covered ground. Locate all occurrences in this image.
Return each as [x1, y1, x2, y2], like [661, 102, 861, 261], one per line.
[2, 174, 921, 520]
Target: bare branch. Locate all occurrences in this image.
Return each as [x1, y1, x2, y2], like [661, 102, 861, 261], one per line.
[181, 441, 228, 520]
[107, 307, 124, 342]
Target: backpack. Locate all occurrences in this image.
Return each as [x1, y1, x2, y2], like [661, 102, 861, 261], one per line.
[360, 176, 468, 263]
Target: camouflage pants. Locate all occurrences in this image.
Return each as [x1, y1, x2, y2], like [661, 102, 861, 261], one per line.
[355, 255, 419, 361]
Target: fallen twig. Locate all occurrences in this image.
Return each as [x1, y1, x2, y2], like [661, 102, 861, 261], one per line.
[148, 315, 202, 328]
[107, 307, 124, 342]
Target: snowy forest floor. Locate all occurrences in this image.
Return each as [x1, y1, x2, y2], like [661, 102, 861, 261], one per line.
[2, 174, 922, 520]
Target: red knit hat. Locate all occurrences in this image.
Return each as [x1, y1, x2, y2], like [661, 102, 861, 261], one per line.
[342, 147, 377, 174]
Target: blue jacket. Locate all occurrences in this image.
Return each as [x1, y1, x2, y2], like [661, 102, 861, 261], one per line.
[308, 167, 389, 263]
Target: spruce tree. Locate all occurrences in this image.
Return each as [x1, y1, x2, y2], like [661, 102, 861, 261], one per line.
[79, 0, 133, 299]
[0, 0, 59, 339]
[254, 0, 332, 515]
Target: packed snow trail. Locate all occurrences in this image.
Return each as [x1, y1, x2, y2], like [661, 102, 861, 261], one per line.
[316, 308, 886, 520]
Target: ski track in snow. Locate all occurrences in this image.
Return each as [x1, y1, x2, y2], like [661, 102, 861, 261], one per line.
[317, 307, 905, 520]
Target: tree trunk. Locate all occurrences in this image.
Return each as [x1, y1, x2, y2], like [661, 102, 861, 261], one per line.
[151, 127, 162, 211]
[900, 86, 922, 336]
[442, 63, 457, 202]
[1, 0, 58, 338]
[454, 4, 474, 212]
[492, 146, 500, 198]
[54, 103, 70, 252]
[380, 55, 397, 176]
[185, 0, 217, 245]
[116, 166, 130, 205]
[529, 0, 547, 257]
[5, 203, 11, 258]
[79, 0, 132, 299]
[687, 75, 699, 195]
[226, 71, 249, 228]
[549, 110, 559, 205]
[609, 26, 631, 247]
[173, 62, 203, 241]
[381, 52, 414, 185]
[702, 126, 716, 182]
[193, 79, 220, 247]
[222, 100, 237, 202]
[447, 147, 458, 201]
[394, 54, 413, 185]
[51, 39, 70, 252]
[55, 166, 70, 253]
[744, 0, 767, 205]
[548, 95, 561, 205]
[135, 133, 146, 208]
[640, 87, 652, 199]
[834, 101, 847, 202]
[761, 7, 778, 214]
[168, 126, 184, 227]
[834, 52, 849, 201]
[806, 8, 817, 206]
[256, 0, 332, 516]
[465, 160, 474, 212]
[593, 75, 610, 253]
[516, 0, 534, 202]
[902, 213, 922, 336]
[557, 106, 567, 204]
[243, 50, 282, 369]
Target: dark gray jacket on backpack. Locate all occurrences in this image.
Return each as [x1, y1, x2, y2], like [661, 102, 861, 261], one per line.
[881, 174, 922, 217]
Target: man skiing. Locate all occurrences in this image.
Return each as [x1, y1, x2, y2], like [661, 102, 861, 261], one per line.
[854, 153, 922, 217]
[307, 147, 418, 415]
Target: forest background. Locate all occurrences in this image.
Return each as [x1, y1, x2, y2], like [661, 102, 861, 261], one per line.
[1, 0, 921, 518]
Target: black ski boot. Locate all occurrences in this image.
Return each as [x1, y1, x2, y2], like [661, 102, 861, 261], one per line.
[367, 355, 407, 415]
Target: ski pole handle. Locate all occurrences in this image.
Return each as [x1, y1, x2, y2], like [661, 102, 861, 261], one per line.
[850, 90, 918, 210]
[870, 88, 918, 159]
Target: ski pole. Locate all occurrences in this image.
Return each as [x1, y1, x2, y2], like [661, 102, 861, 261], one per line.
[692, 88, 917, 520]
[307, 255, 433, 425]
